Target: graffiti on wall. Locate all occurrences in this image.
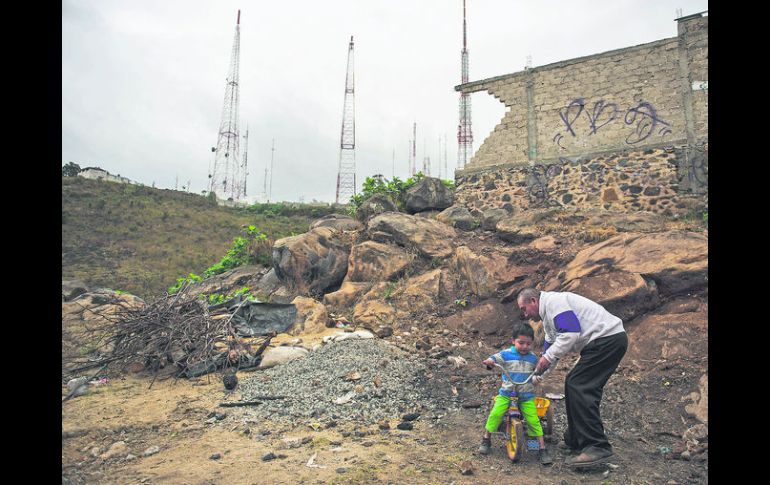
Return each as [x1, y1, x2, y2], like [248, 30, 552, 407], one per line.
[552, 98, 672, 149]
[525, 163, 563, 206]
[526, 157, 609, 207]
[675, 144, 708, 194]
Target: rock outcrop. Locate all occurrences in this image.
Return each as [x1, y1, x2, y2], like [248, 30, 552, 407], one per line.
[367, 212, 456, 259]
[404, 177, 454, 214]
[272, 227, 351, 295]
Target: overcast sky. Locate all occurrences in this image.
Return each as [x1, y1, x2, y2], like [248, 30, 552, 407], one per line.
[62, 0, 708, 203]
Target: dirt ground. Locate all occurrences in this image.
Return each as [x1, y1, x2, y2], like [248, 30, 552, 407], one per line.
[62, 343, 708, 485]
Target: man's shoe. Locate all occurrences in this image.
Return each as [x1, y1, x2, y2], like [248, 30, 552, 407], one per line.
[539, 447, 553, 465]
[565, 446, 613, 468]
[557, 441, 579, 455]
[478, 437, 491, 455]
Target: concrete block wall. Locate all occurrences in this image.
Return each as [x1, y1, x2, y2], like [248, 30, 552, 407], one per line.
[455, 13, 707, 214]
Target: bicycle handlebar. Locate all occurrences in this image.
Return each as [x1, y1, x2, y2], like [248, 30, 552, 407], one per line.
[487, 362, 537, 385]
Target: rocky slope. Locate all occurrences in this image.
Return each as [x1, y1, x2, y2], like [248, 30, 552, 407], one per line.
[62, 177, 708, 484]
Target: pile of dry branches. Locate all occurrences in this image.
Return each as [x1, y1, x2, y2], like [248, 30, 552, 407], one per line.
[62, 284, 272, 383]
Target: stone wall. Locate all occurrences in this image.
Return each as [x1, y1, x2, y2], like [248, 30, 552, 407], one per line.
[454, 13, 707, 215]
[456, 144, 707, 216]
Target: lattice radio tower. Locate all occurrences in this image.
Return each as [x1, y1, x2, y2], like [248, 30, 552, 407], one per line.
[457, 0, 474, 170]
[335, 36, 356, 204]
[209, 10, 242, 201]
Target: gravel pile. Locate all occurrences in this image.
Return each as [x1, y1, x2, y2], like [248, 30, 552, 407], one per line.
[240, 338, 458, 423]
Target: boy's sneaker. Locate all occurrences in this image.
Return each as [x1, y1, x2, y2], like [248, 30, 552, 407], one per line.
[539, 447, 553, 465]
[478, 437, 492, 455]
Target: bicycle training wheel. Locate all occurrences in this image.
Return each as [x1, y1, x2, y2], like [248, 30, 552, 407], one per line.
[505, 419, 526, 462]
[543, 405, 554, 442]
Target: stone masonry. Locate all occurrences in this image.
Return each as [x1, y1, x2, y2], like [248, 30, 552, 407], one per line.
[454, 13, 707, 215]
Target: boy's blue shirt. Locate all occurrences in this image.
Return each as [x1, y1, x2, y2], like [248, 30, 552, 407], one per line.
[489, 346, 538, 400]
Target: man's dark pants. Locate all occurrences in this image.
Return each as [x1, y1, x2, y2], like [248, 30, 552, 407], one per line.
[563, 332, 628, 453]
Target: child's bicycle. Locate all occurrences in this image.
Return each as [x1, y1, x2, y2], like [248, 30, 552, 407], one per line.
[487, 362, 555, 462]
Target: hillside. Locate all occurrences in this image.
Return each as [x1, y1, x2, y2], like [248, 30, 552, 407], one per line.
[62, 177, 343, 299]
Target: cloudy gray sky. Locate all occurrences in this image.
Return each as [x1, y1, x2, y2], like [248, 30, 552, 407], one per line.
[62, 0, 708, 203]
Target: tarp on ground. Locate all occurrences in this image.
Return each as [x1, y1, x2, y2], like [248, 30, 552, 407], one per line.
[208, 295, 298, 337]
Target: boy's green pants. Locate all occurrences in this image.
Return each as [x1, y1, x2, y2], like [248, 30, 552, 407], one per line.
[484, 395, 543, 436]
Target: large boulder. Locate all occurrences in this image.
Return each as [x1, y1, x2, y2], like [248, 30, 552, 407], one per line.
[404, 177, 454, 214]
[585, 210, 667, 233]
[310, 214, 364, 232]
[392, 269, 443, 315]
[353, 300, 397, 327]
[495, 208, 563, 244]
[685, 373, 708, 424]
[367, 212, 457, 259]
[436, 205, 478, 231]
[450, 247, 505, 299]
[562, 231, 708, 296]
[62, 290, 147, 368]
[452, 246, 545, 301]
[323, 281, 371, 308]
[186, 265, 268, 300]
[481, 208, 509, 231]
[346, 241, 414, 282]
[252, 268, 282, 300]
[272, 227, 351, 295]
[355, 194, 398, 223]
[561, 271, 660, 323]
[62, 279, 89, 301]
[259, 346, 309, 368]
[289, 296, 329, 336]
[625, 300, 707, 363]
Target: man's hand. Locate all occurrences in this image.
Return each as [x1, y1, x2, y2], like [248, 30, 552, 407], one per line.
[482, 358, 495, 369]
[535, 356, 551, 374]
[531, 375, 543, 385]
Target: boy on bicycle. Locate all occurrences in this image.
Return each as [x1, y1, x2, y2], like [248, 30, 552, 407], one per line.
[479, 322, 553, 465]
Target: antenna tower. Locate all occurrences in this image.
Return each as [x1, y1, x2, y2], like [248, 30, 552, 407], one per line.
[268, 138, 275, 202]
[422, 138, 431, 176]
[241, 125, 249, 197]
[443, 134, 448, 180]
[335, 36, 356, 204]
[209, 10, 242, 201]
[457, 0, 474, 169]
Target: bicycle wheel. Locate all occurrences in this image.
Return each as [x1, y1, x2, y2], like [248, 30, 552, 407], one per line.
[543, 406, 554, 442]
[505, 418, 526, 462]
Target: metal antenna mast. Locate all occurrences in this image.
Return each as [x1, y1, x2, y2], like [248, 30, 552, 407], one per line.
[422, 138, 431, 176]
[444, 133, 448, 180]
[268, 138, 275, 202]
[209, 10, 242, 200]
[335, 36, 356, 204]
[241, 125, 249, 197]
[457, 0, 474, 169]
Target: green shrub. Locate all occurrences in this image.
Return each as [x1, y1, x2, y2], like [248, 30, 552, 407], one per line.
[348, 172, 455, 215]
[202, 225, 274, 278]
[168, 273, 203, 295]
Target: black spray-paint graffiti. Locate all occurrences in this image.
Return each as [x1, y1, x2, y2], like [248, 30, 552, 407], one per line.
[554, 98, 671, 149]
[526, 163, 567, 206]
[624, 102, 672, 144]
[675, 144, 707, 193]
[527, 158, 613, 206]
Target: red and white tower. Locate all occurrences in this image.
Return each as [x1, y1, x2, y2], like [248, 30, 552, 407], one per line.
[209, 10, 243, 200]
[335, 36, 356, 204]
[457, 0, 474, 169]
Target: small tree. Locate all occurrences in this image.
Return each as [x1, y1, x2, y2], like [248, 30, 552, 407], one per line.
[62, 162, 82, 177]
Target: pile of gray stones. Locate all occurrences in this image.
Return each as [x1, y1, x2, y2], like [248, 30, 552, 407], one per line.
[239, 338, 460, 424]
